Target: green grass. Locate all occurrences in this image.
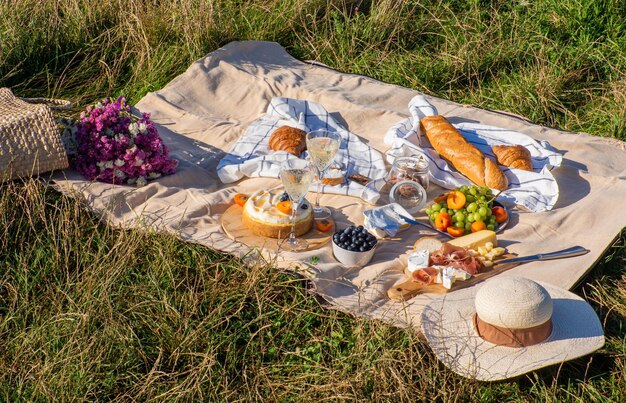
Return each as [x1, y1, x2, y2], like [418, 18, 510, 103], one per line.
[1, 0, 625, 400]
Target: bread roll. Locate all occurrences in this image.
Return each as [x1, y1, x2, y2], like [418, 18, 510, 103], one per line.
[420, 116, 508, 190]
[268, 126, 307, 156]
[492, 145, 532, 171]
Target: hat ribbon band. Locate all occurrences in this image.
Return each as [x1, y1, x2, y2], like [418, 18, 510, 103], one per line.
[473, 313, 553, 348]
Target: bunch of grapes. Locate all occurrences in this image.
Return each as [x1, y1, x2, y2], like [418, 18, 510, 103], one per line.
[425, 185, 503, 236]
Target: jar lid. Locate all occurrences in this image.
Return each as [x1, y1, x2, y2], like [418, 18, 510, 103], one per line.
[389, 180, 427, 214]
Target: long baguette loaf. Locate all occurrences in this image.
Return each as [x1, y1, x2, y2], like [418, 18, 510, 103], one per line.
[420, 115, 508, 190]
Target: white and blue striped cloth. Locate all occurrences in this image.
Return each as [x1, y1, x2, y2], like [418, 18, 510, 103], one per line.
[217, 97, 388, 204]
[384, 95, 563, 212]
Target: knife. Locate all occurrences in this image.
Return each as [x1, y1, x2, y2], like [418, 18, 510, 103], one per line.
[396, 213, 453, 238]
[493, 245, 589, 265]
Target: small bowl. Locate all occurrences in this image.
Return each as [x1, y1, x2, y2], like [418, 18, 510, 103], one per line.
[332, 238, 377, 268]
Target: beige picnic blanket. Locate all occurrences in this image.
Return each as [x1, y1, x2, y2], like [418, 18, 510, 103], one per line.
[53, 41, 626, 329]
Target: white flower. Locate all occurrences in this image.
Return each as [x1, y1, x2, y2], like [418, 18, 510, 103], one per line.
[136, 176, 147, 187]
[127, 178, 137, 185]
[114, 159, 125, 167]
[148, 172, 161, 179]
[138, 123, 148, 133]
[95, 102, 103, 108]
[114, 169, 126, 179]
[128, 123, 139, 136]
[96, 161, 105, 169]
[104, 161, 114, 169]
[105, 128, 114, 136]
[134, 158, 144, 167]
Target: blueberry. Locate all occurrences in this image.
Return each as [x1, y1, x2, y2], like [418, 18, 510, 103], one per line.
[357, 225, 364, 231]
[339, 234, 346, 242]
[359, 246, 367, 252]
[366, 234, 375, 242]
[361, 228, 368, 235]
[280, 192, 289, 202]
[301, 203, 308, 210]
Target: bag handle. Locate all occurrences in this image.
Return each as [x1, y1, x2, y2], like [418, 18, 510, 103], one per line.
[20, 97, 73, 110]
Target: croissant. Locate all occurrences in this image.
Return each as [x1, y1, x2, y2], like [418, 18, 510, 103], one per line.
[492, 145, 533, 171]
[420, 115, 508, 191]
[268, 126, 307, 157]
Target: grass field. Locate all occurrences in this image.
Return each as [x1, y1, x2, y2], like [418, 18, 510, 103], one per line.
[1, 0, 626, 400]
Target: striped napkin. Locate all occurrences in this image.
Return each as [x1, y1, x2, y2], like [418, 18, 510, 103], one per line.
[217, 97, 388, 204]
[384, 95, 563, 212]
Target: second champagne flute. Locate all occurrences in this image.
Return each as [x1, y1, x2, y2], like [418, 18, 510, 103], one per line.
[280, 158, 313, 251]
[306, 129, 341, 219]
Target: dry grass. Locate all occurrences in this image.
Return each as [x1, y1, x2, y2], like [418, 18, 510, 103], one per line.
[1, 0, 625, 400]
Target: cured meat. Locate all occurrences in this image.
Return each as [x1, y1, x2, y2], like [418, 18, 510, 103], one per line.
[412, 267, 439, 285]
[430, 243, 483, 275]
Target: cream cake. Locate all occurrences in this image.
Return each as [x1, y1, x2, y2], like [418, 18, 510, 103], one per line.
[242, 189, 313, 239]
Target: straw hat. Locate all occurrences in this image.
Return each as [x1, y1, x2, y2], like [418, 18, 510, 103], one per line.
[421, 276, 604, 381]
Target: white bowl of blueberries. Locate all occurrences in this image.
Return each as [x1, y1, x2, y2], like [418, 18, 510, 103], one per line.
[332, 225, 378, 267]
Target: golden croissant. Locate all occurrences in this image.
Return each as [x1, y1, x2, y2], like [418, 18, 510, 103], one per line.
[268, 126, 307, 157]
[492, 145, 533, 171]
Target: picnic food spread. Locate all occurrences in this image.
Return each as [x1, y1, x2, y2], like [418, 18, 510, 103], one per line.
[420, 115, 508, 190]
[241, 189, 313, 238]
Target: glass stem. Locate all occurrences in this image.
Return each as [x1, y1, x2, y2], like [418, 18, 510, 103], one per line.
[315, 167, 323, 208]
[289, 199, 299, 242]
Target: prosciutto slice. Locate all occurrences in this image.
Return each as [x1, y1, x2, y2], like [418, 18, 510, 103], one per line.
[411, 267, 439, 285]
[430, 243, 483, 275]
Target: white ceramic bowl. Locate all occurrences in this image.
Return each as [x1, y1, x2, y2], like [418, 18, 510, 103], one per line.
[332, 238, 377, 267]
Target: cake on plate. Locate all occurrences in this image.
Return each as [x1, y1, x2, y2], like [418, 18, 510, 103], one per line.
[242, 189, 313, 238]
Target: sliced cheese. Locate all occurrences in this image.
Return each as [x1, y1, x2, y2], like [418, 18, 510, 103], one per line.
[446, 230, 497, 250]
[407, 250, 430, 273]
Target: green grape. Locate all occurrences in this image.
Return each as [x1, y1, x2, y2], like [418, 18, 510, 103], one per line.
[467, 213, 475, 222]
[459, 185, 469, 193]
[479, 195, 486, 202]
[489, 216, 496, 224]
[465, 222, 472, 231]
[440, 208, 447, 215]
[466, 195, 475, 203]
[425, 207, 432, 215]
[454, 212, 465, 222]
[466, 202, 477, 213]
[487, 224, 495, 231]
[431, 203, 441, 212]
[485, 207, 492, 217]
[469, 187, 477, 195]
[478, 206, 488, 217]
[455, 221, 464, 228]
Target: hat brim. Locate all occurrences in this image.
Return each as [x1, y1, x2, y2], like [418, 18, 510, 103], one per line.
[420, 281, 604, 381]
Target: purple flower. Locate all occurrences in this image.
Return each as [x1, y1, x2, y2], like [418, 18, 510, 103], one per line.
[72, 97, 178, 186]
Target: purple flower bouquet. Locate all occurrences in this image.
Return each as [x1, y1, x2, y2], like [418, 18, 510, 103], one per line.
[73, 97, 178, 186]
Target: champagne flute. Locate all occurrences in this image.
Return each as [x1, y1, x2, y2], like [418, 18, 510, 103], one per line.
[280, 158, 313, 251]
[306, 129, 341, 219]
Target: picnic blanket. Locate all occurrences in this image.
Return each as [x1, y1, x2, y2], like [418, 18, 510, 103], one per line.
[53, 41, 626, 329]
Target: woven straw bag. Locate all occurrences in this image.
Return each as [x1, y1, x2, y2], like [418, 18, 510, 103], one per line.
[0, 88, 70, 181]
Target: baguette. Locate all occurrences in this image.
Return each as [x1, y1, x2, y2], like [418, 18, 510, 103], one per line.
[420, 115, 508, 190]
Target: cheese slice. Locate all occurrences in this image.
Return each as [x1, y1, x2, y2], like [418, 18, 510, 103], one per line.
[407, 250, 430, 273]
[446, 230, 497, 250]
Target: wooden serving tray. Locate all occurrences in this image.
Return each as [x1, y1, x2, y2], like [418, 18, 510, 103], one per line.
[387, 253, 520, 301]
[221, 204, 334, 252]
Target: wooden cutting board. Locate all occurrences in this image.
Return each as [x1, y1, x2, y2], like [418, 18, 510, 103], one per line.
[387, 253, 520, 302]
[221, 204, 334, 252]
